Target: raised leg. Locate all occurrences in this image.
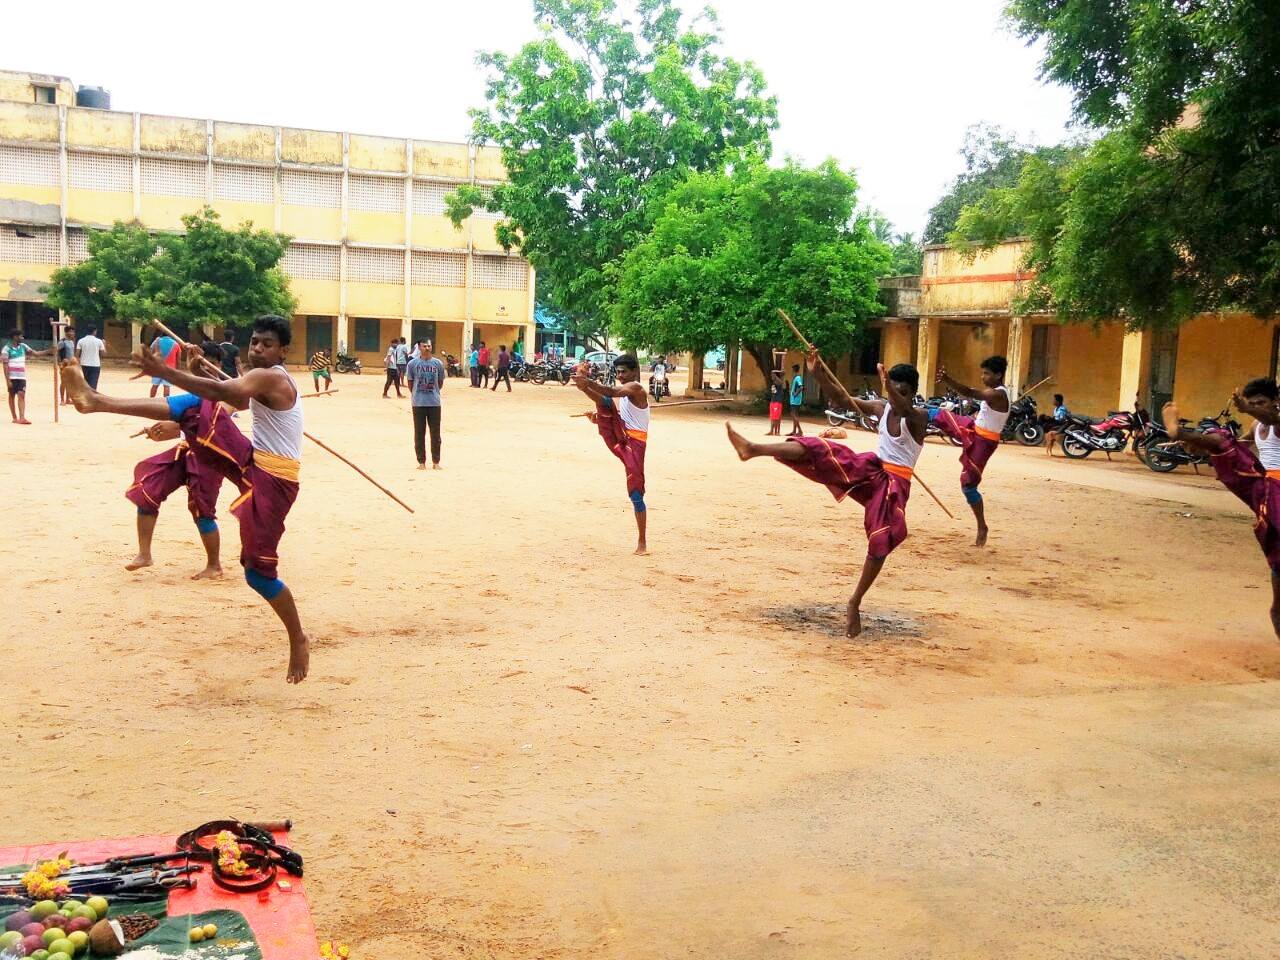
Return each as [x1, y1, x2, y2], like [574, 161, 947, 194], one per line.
[1162, 402, 1230, 454]
[62, 360, 172, 420]
[847, 554, 886, 639]
[727, 422, 806, 462]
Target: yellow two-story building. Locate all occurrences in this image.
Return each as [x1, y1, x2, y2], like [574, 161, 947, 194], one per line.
[0, 68, 534, 367]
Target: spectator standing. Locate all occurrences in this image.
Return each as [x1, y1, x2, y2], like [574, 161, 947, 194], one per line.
[219, 334, 243, 377]
[310, 348, 334, 394]
[469, 345, 481, 387]
[382, 339, 403, 398]
[57, 325, 76, 405]
[478, 341, 491, 388]
[788, 363, 805, 437]
[75, 326, 106, 389]
[492, 345, 513, 392]
[394, 337, 410, 386]
[4, 328, 52, 424]
[406, 341, 447, 469]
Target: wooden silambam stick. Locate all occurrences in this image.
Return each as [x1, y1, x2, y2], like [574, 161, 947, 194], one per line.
[142, 320, 413, 514]
[569, 397, 730, 418]
[777, 308, 956, 522]
[1015, 376, 1053, 401]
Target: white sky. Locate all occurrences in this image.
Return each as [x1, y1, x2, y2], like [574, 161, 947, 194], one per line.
[8, 0, 1076, 236]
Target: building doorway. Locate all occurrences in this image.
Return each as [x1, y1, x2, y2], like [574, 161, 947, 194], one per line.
[1150, 328, 1178, 423]
[306, 317, 334, 360]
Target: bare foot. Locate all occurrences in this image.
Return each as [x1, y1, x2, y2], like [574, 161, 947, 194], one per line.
[433, 463, 442, 470]
[726, 422, 756, 461]
[846, 600, 862, 639]
[417, 463, 426, 471]
[125, 554, 153, 571]
[975, 525, 989, 547]
[1162, 403, 1181, 440]
[60, 359, 99, 413]
[634, 543, 648, 556]
[191, 565, 223, 581]
[17, 419, 31, 425]
[287, 635, 310, 683]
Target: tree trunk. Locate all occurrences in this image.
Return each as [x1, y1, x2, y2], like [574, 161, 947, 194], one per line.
[743, 342, 775, 393]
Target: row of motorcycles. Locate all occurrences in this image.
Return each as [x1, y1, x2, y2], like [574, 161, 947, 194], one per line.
[825, 387, 1241, 474]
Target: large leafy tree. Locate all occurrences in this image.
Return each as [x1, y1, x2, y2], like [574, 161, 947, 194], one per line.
[923, 124, 1077, 245]
[46, 208, 294, 333]
[611, 160, 892, 379]
[447, 0, 777, 341]
[954, 0, 1280, 327]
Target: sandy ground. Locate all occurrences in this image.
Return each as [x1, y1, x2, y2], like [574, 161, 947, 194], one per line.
[4, 362, 1280, 960]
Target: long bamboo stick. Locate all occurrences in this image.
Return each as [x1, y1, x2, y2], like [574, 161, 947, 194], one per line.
[777, 309, 956, 522]
[141, 321, 412, 513]
[568, 397, 729, 418]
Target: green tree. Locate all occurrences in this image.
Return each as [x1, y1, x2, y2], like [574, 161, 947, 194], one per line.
[47, 208, 294, 335]
[611, 160, 892, 380]
[953, 0, 1280, 326]
[448, 0, 777, 341]
[862, 210, 923, 276]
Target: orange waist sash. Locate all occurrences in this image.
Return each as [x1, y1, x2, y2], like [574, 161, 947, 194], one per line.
[882, 462, 914, 480]
[974, 425, 1002, 442]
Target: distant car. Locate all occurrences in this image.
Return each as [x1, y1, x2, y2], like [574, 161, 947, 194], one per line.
[582, 350, 621, 370]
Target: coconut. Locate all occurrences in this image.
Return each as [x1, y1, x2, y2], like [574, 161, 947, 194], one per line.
[86, 920, 124, 957]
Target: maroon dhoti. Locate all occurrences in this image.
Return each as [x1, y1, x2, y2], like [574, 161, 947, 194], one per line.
[596, 398, 646, 496]
[1208, 431, 1280, 572]
[124, 399, 245, 521]
[782, 437, 912, 559]
[934, 410, 1000, 489]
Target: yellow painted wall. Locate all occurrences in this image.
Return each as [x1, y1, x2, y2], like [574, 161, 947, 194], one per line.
[471, 219, 506, 251]
[473, 323, 521, 353]
[349, 134, 404, 172]
[346, 282, 403, 318]
[474, 147, 505, 182]
[346, 317, 402, 367]
[139, 115, 206, 156]
[921, 241, 1030, 317]
[0, 260, 55, 286]
[281, 205, 341, 241]
[433, 321, 465, 361]
[881, 324, 914, 368]
[213, 122, 275, 163]
[0, 72, 75, 106]
[66, 109, 132, 149]
[937, 320, 1008, 377]
[411, 217, 467, 250]
[1173, 314, 1278, 422]
[291, 279, 341, 315]
[67, 188, 132, 225]
[1041, 322, 1126, 416]
[3, 182, 61, 208]
[139, 195, 204, 231]
[348, 211, 404, 245]
[473, 288, 527, 323]
[208, 199, 273, 231]
[280, 128, 342, 166]
[105, 321, 132, 355]
[413, 142, 469, 180]
[410, 286, 465, 318]
[0, 101, 59, 142]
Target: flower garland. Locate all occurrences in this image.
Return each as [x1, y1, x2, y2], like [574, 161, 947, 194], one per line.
[22, 853, 73, 899]
[214, 831, 248, 877]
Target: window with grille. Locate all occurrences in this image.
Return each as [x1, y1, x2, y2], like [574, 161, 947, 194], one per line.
[67, 228, 89, 263]
[354, 318, 381, 352]
[281, 169, 341, 208]
[348, 247, 404, 284]
[281, 243, 340, 281]
[141, 157, 205, 199]
[0, 145, 59, 187]
[410, 251, 465, 286]
[33, 85, 56, 104]
[411, 181, 450, 216]
[349, 174, 404, 214]
[474, 255, 527, 290]
[213, 164, 273, 204]
[1028, 324, 1061, 383]
[68, 151, 131, 192]
[0, 225, 61, 263]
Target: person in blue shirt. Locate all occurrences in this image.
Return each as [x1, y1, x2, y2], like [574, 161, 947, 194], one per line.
[1045, 393, 1070, 456]
[149, 333, 180, 398]
[406, 341, 447, 469]
[788, 363, 805, 437]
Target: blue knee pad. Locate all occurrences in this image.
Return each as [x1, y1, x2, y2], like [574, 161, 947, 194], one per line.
[195, 516, 217, 535]
[926, 406, 941, 422]
[962, 485, 983, 505]
[245, 567, 285, 600]
[166, 392, 202, 419]
[628, 489, 646, 513]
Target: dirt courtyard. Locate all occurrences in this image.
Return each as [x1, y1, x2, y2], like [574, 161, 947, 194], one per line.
[4, 362, 1279, 959]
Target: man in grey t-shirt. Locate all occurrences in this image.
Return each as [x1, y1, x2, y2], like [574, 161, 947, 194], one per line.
[405, 341, 446, 469]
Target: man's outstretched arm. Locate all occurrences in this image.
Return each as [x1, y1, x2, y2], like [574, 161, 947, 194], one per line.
[137, 344, 275, 410]
[937, 366, 1008, 409]
[574, 374, 645, 404]
[803, 348, 863, 413]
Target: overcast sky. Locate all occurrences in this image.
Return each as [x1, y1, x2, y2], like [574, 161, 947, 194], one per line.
[9, 0, 1076, 235]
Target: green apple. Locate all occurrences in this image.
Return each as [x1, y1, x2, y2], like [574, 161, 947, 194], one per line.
[0, 931, 22, 950]
[46, 953, 71, 960]
[47, 938, 75, 958]
[30, 904, 57, 921]
[31, 951, 50, 960]
[83, 899, 108, 922]
[66, 931, 87, 953]
[42, 929, 66, 947]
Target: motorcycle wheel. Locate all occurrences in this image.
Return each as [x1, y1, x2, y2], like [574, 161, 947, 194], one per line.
[1144, 442, 1180, 473]
[1060, 434, 1092, 459]
[1016, 422, 1045, 446]
[826, 411, 845, 427]
[531, 367, 547, 385]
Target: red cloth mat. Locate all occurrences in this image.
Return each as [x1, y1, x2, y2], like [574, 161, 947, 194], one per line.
[0, 833, 319, 960]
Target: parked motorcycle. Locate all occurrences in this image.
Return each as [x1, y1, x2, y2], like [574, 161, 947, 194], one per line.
[444, 353, 463, 378]
[335, 352, 362, 375]
[530, 360, 573, 385]
[1058, 409, 1149, 460]
[649, 372, 669, 401]
[1142, 408, 1241, 473]
[1002, 395, 1045, 446]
